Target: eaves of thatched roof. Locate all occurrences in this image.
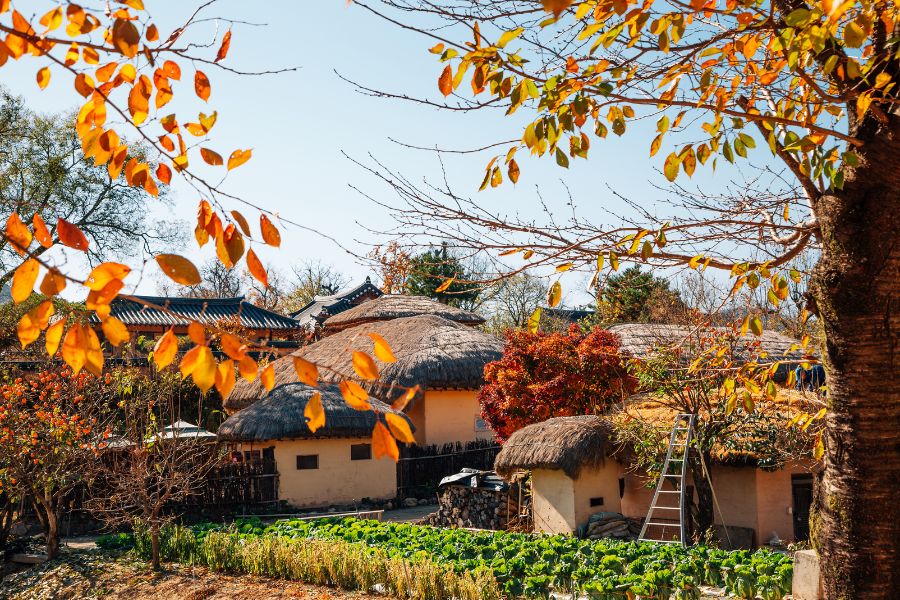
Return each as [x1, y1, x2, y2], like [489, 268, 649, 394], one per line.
[323, 294, 485, 333]
[225, 315, 503, 413]
[494, 415, 615, 479]
[217, 382, 412, 442]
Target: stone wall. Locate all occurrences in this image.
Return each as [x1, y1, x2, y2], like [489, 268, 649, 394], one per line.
[421, 481, 528, 530]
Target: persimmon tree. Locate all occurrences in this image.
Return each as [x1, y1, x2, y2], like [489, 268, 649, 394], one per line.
[355, 0, 899, 595]
[479, 324, 636, 439]
[0, 3, 412, 461]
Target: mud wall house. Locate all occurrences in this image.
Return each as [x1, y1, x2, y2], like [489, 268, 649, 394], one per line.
[217, 382, 413, 508]
[227, 296, 504, 446]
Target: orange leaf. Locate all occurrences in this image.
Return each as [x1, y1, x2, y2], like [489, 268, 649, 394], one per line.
[352, 351, 379, 380]
[385, 413, 415, 444]
[74, 73, 94, 97]
[61, 323, 88, 374]
[153, 328, 178, 370]
[84, 262, 130, 291]
[200, 147, 223, 166]
[238, 355, 257, 381]
[39, 269, 66, 296]
[339, 380, 371, 411]
[227, 148, 252, 171]
[230, 210, 251, 236]
[17, 312, 41, 348]
[260, 364, 275, 391]
[438, 65, 453, 96]
[293, 356, 319, 387]
[215, 359, 236, 398]
[246, 248, 268, 287]
[101, 316, 130, 347]
[146, 23, 159, 42]
[156, 163, 172, 185]
[541, 0, 575, 17]
[372, 421, 399, 461]
[215, 224, 244, 268]
[85, 326, 104, 376]
[45, 318, 65, 356]
[5, 212, 32, 255]
[111, 18, 140, 57]
[259, 214, 281, 247]
[391, 385, 420, 411]
[194, 70, 210, 101]
[220, 333, 247, 360]
[368, 332, 397, 363]
[156, 254, 201, 286]
[188, 321, 206, 346]
[32, 214, 52, 248]
[162, 60, 180, 80]
[215, 29, 231, 62]
[11, 259, 39, 304]
[57, 218, 89, 251]
[435, 276, 455, 293]
[180, 345, 216, 392]
[36, 66, 50, 89]
[304, 392, 326, 433]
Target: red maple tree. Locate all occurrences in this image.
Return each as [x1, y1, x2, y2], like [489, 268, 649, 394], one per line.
[479, 325, 636, 441]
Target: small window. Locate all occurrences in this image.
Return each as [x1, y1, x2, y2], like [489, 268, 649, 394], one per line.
[590, 497, 605, 507]
[296, 454, 319, 470]
[350, 443, 372, 461]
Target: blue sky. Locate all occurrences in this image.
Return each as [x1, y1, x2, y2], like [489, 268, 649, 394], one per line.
[3, 1, 752, 302]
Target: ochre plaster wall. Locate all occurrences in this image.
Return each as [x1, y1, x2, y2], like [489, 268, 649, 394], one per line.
[260, 438, 397, 508]
[420, 389, 491, 446]
[755, 465, 802, 543]
[573, 461, 624, 528]
[532, 468, 576, 534]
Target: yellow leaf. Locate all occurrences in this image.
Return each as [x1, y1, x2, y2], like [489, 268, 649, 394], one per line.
[45, 318, 65, 357]
[188, 321, 206, 346]
[215, 359, 236, 398]
[368, 332, 397, 363]
[220, 333, 247, 360]
[36, 66, 50, 89]
[304, 392, 326, 433]
[813, 435, 824, 460]
[556, 263, 573, 272]
[528, 307, 541, 333]
[238, 355, 258, 381]
[61, 323, 88, 374]
[11, 259, 39, 304]
[372, 421, 399, 461]
[101, 316, 130, 347]
[180, 345, 216, 392]
[435, 276, 455, 293]
[259, 214, 281, 247]
[153, 328, 178, 370]
[84, 262, 130, 291]
[156, 254, 201, 286]
[260, 364, 275, 391]
[17, 314, 40, 348]
[749, 316, 764, 336]
[339, 380, 371, 411]
[227, 148, 252, 170]
[352, 351, 379, 380]
[546, 280, 562, 308]
[293, 357, 319, 387]
[497, 27, 524, 49]
[385, 413, 415, 444]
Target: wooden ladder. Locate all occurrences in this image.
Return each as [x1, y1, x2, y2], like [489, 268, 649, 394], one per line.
[638, 413, 696, 546]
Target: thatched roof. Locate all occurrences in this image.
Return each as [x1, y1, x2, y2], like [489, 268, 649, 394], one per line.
[323, 294, 485, 332]
[217, 382, 412, 442]
[494, 416, 615, 479]
[226, 315, 503, 412]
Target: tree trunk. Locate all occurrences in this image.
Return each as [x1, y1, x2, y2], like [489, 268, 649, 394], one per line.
[810, 123, 900, 599]
[45, 509, 59, 559]
[690, 452, 715, 539]
[150, 523, 161, 571]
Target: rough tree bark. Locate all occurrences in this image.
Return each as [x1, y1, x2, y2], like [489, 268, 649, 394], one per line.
[689, 451, 715, 539]
[811, 119, 900, 599]
[150, 522, 161, 571]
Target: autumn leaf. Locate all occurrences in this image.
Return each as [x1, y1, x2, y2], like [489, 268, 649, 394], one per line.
[39, 269, 66, 297]
[215, 224, 244, 268]
[227, 149, 252, 171]
[57, 218, 89, 251]
[187, 321, 206, 346]
[5, 212, 32, 255]
[372, 421, 399, 461]
[17, 300, 53, 348]
[238, 355, 258, 381]
[304, 392, 325, 433]
[180, 345, 216, 392]
[101, 316, 130, 346]
[435, 276, 455, 293]
[541, 0, 575, 18]
[246, 248, 268, 287]
[215, 29, 231, 62]
[293, 357, 318, 387]
[385, 413, 415, 444]
[438, 65, 453, 96]
[368, 332, 397, 363]
[215, 360, 236, 398]
[220, 333, 247, 360]
[11, 259, 39, 303]
[111, 18, 139, 57]
[528, 307, 541, 333]
[61, 324, 88, 374]
[352, 351, 379, 380]
[194, 70, 211, 101]
[153, 328, 178, 370]
[230, 210, 251, 236]
[200, 147, 223, 166]
[84, 262, 130, 291]
[391, 385, 420, 411]
[260, 364, 275, 391]
[156, 254, 201, 286]
[339, 380, 371, 411]
[546, 280, 562, 308]
[32, 214, 52, 248]
[36, 66, 50, 89]
[156, 163, 172, 185]
[45, 318, 65, 356]
[259, 214, 281, 247]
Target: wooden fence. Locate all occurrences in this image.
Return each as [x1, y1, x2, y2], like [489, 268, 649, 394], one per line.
[397, 440, 501, 498]
[188, 459, 279, 509]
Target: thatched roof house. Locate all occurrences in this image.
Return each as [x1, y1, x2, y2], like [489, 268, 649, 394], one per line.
[494, 415, 616, 479]
[323, 295, 485, 333]
[226, 315, 503, 413]
[217, 383, 410, 442]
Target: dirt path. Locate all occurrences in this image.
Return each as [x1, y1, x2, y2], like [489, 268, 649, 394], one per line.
[0, 551, 380, 600]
